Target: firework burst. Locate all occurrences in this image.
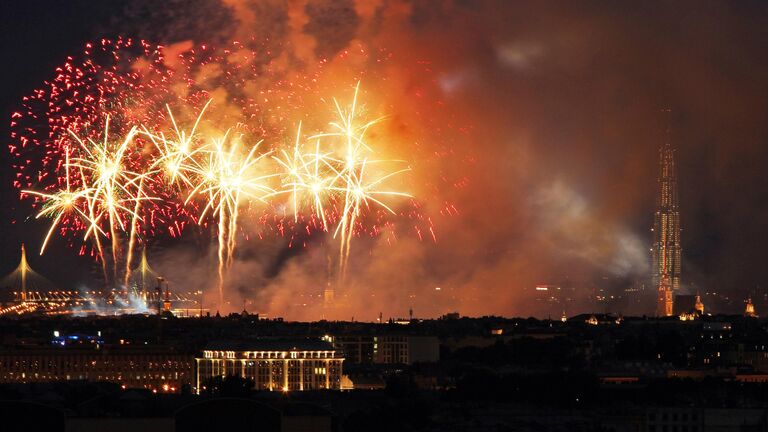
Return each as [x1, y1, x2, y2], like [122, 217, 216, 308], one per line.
[22, 148, 95, 255]
[55, 119, 156, 287]
[271, 123, 340, 231]
[311, 82, 412, 281]
[11, 37, 439, 312]
[186, 131, 276, 306]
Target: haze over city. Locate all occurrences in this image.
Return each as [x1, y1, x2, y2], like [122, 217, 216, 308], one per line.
[2, 1, 768, 321]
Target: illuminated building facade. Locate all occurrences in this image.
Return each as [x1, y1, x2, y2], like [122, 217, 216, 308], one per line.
[0, 347, 193, 392]
[195, 340, 344, 393]
[656, 269, 674, 317]
[651, 114, 682, 292]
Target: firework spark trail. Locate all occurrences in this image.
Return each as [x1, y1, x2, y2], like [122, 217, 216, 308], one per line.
[145, 105, 286, 308]
[70, 118, 131, 282]
[311, 82, 412, 281]
[63, 117, 158, 287]
[271, 123, 341, 231]
[169, 129, 277, 307]
[124, 176, 146, 291]
[22, 147, 95, 255]
[76, 164, 110, 283]
[142, 104, 238, 306]
[143, 101, 213, 188]
[335, 159, 413, 280]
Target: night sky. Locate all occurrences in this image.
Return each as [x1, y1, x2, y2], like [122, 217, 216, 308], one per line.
[2, 1, 768, 319]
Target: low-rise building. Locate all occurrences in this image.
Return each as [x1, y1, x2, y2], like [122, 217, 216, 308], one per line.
[0, 346, 193, 392]
[331, 334, 439, 365]
[195, 339, 344, 393]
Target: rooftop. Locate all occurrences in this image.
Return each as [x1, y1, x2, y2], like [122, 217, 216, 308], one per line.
[203, 338, 335, 353]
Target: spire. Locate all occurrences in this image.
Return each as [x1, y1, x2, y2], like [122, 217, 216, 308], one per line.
[139, 248, 150, 299]
[652, 108, 682, 294]
[662, 108, 673, 148]
[1, 243, 55, 303]
[20, 244, 28, 301]
[128, 248, 158, 305]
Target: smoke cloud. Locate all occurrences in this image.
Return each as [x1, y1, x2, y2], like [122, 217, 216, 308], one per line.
[6, 0, 768, 319]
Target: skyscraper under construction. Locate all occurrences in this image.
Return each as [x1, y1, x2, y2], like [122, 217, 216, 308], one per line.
[652, 111, 682, 315]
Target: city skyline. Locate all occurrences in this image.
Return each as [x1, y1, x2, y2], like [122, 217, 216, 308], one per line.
[3, 3, 768, 431]
[2, 1, 768, 319]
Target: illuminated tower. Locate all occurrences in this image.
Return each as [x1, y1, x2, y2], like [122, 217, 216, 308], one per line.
[651, 111, 682, 292]
[656, 255, 674, 317]
[137, 249, 151, 302]
[19, 244, 29, 302]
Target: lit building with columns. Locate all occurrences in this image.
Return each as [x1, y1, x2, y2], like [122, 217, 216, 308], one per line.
[195, 340, 344, 393]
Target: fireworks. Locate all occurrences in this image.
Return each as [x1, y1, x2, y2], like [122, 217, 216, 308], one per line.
[144, 101, 213, 188]
[142, 102, 277, 306]
[187, 133, 276, 306]
[22, 148, 94, 255]
[25, 118, 157, 287]
[67, 118, 155, 250]
[272, 123, 339, 231]
[311, 82, 412, 280]
[11, 39, 434, 310]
